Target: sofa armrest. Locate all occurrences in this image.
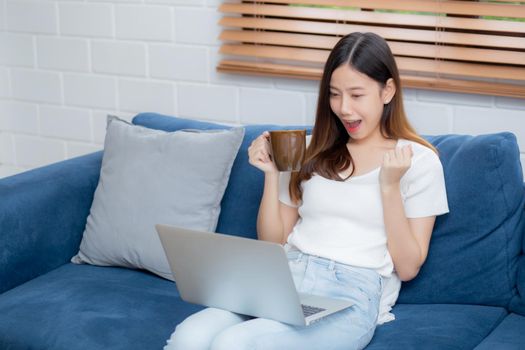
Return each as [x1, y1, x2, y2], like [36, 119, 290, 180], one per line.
[0, 152, 102, 293]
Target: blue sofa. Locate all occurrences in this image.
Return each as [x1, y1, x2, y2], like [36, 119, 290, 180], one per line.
[1, 112, 524, 350]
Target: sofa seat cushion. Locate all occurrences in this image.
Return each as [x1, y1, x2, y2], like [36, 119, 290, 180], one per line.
[366, 304, 507, 350]
[474, 313, 525, 350]
[0, 263, 203, 350]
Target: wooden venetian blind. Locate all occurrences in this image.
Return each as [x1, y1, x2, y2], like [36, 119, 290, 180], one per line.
[217, 0, 525, 98]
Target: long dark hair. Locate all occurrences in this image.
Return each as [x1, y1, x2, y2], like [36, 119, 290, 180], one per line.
[289, 32, 436, 203]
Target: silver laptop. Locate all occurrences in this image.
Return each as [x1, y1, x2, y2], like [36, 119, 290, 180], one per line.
[155, 224, 354, 326]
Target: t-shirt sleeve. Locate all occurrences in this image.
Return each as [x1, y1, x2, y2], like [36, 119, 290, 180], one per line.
[402, 149, 449, 218]
[279, 171, 300, 208]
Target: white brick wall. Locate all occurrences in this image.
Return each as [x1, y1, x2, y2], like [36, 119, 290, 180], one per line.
[63, 74, 117, 109]
[92, 111, 112, 144]
[404, 102, 452, 135]
[454, 107, 525, 150]
[118, 78, 175, 115]
[6, 1, 57, 34]
[92, 41, 146, 76]
[39, 106, 92, 142]
[116, 5, 172, 41]
[0, 0, 6, 32]
[58, 3, 113, 38]
[239, 88, 305, 125]
[0, 132, 15, 164]
[11, 69, 62, 104]
[0, 101, 38, 134]
[0, 67, 8, 98]
[0, 33, 34, 67]
[66, 142, 101, 160]
[174, 8, 220, 45]
[178, 83, 237, 122]
[37, 37, 89, 72]
[149, 44, 209, 82]
[15, 135, 65, 168]
[0, 0, 524, 179]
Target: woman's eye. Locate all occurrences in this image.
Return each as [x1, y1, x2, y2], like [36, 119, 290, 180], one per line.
[352, 94, 363, 98]
[329, 92, 339, 97]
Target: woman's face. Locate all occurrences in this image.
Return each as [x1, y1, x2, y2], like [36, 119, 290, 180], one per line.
[329, 64, 394, 144]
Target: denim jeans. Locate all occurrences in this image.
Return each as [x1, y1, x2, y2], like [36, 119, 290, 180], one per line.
[164, 247, 383, 350]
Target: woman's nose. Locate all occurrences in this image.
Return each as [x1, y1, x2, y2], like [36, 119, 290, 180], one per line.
[340, 95, 353, 116]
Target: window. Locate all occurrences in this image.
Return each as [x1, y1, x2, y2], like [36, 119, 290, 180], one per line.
[217, 0, 525, 98]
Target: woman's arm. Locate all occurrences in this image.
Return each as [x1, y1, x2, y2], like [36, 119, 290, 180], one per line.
[380, 145, 436, 281]
[381, 183, 435, 281]
[257, 173, 299, 244]
[249, 132, 299, 244]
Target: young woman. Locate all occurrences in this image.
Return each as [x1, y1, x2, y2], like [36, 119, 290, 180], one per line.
[164, 32, 449, 350]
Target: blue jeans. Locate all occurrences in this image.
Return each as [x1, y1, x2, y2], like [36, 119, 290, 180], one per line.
[164, 247, 383, 350]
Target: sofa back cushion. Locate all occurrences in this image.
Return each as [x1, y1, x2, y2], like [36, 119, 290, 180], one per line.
[509, 184, 525, 316]
[398, 133, 525, 308]
[132, 113, 310, 239]
[133, 113, 525, 309]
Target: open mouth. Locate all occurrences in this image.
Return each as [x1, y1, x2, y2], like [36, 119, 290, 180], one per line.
[343, 120, 362, 133]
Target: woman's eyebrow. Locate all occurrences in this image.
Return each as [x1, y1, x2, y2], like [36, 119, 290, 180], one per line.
[329, 85, 365, 91]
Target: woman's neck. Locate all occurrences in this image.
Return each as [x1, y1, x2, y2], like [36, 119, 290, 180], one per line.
[347, 134, 397, 150]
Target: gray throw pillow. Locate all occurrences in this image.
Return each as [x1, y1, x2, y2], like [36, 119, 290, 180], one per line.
[71, 116, 244, 280]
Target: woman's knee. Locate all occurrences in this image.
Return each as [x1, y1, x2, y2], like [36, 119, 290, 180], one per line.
[210, 318, 287, 350]
[164, 308, 248, 350]
[210, 327, 255, 350]
[164, 319, 209, 350]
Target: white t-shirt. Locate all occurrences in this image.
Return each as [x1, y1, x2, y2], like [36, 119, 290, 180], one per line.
[279, 138, 449, 324]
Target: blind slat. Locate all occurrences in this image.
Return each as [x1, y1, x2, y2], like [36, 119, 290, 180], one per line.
[218, 0, 525, 98]
[219, 3, 525, 33]
[219, 59, 321, 78]
[220, 44, 327, 63]
[220, 30, 333, 49]
[219, 44, 525, 80]
[220, 31, 525, 65]
[219, 17, 525, 49]
[396, 57, 525, 81]
[243, 0, 525, 18]
[217, 60, 525, 98]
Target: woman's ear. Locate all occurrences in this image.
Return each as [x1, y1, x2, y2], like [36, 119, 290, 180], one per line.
[382, 78, 396, 104]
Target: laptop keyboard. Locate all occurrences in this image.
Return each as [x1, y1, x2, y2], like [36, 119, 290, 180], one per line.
[301, 304, 326, 317]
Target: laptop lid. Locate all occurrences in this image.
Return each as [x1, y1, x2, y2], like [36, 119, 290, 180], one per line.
[155, 224, 307, 326]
